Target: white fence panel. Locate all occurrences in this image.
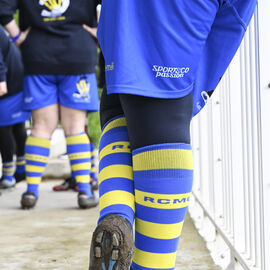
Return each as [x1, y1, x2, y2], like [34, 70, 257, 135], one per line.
[189, 2, 270, 269]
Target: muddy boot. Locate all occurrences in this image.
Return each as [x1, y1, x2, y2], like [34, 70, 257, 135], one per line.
[78, 192, 99, 209]
[21, 192, 38, 209]
[89, 214, 134, 270]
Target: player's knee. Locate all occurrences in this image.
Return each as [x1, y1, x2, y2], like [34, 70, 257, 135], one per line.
[62, 121, 85, 136]
[32, 119, 57, 139]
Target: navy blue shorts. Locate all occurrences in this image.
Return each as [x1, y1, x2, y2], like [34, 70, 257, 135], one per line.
[23, 73, 99, 112]
[0, 92, 31, 126]
[98, 0, 257, 116]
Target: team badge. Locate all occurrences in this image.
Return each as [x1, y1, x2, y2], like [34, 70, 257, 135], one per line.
[73, 77, 91, 102]
[39, 0, 70, 18]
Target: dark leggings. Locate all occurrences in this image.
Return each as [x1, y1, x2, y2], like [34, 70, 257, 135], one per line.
[0, 122, 27, 162]
[100, 88, 193, 150]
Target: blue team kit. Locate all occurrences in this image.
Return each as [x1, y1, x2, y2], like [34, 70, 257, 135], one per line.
[23, 73, 99, 112]
[0, 92, 31, 126]
[98, 0, 257, 116]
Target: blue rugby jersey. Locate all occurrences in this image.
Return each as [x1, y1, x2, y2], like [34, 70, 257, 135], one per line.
[98, 0, 257, 116]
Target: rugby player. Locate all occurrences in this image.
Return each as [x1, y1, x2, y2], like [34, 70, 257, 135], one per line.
[0, 0, 101, 209]
[0, 25, 30, 188]
[89, 0, 257, 269]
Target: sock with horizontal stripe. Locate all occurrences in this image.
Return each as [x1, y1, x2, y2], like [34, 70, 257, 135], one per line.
[25, 136, 51, 197]
[98, 115, 135, 225]
[132, 143, 193, 270]
[2, 160, 16, 182]
[16, 156, 26, 174]
[66, 132, 93, 197]
[90, 142, 98, 182]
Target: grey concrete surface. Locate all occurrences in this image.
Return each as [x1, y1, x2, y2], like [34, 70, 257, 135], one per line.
[0, 181, 220, 270]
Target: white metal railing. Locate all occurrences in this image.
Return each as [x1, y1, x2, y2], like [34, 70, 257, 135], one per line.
[189, 2, 270, 270]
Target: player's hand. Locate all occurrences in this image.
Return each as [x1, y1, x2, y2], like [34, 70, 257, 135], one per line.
[83, 24, 97, 39]
[15, 27, 31, 48]
[0, 81, 8, 96]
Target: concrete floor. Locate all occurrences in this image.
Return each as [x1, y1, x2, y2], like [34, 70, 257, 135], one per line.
[0, 181, 220, 270]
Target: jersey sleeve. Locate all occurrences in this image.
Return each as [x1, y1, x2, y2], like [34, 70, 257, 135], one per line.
[0, 0, 18, 26]
[0, 52, 7, 82]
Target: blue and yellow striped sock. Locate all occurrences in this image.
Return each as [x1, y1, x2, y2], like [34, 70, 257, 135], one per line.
[90, 142, 98, 181]
[25, 136, 51, 197]
[132, 143, 193, 270]
[98, 116, 135, 225]
[16, 156, 26, 174]
[2, 160, 16, 182]
[66, 133, 93, 197]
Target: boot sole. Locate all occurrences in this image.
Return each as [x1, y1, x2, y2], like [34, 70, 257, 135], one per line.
[89, 215, 133, 270]
[21, 196, 38, 209]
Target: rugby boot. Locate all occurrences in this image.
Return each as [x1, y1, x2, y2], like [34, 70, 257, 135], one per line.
[0, 177, 16, 189]
[21, 192, 38, 209]
[53, 177, 78, 192]
[78, 191, 99, 209]
[90, 178, 99, 191]
[89, 214, 134, 270]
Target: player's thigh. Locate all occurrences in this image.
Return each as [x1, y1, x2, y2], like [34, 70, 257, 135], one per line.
[23, 75, 58, 111]
[119, 92, 193, 150]
[31, 104, 59, 138]
[100, 86, 124, 129]
[60, 105, 87, 135]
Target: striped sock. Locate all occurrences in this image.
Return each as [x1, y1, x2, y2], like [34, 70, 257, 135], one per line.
[90, 142, 98, 181]
[2, 160, 16, 182]
[25, 136, 51, 197]
[132, 143, 193, 270]
[98, 116, 135, 225]
[66, 133, 93, 197]
[16, 156, 26, 174]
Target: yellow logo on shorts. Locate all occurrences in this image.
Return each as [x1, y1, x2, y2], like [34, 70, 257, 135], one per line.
[73, 77, 90, 102]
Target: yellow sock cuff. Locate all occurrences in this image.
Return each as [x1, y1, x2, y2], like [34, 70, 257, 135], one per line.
[133, 145, 193, 171]
[66, 133, 90, 145]
[102, 116, 127, 135]
[27, 136, 50, 149]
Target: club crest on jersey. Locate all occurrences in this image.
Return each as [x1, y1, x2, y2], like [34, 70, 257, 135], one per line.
[39, 0, 70, 19]
[73, 76, 91, 102]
